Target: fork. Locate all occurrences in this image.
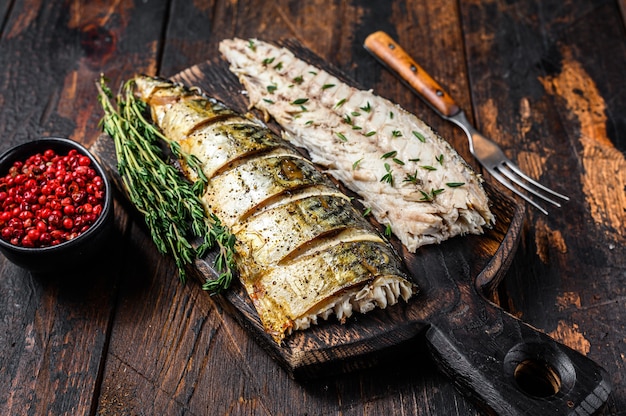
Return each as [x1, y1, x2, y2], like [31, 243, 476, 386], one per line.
[364, 31, 568, 215]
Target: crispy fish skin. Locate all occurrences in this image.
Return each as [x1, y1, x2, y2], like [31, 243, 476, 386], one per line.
[219, 38, 495, 252]
[133, 75, 416, 342]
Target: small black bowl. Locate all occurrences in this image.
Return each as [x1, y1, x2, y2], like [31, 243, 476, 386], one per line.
[0, 137, 114, 274]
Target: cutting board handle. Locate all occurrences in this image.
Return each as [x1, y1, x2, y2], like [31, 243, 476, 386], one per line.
[425, 301, 611, 415]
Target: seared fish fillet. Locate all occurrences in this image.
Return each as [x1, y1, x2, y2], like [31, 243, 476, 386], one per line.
[220, 38, 495, 252]
[133, 75, 415, 342]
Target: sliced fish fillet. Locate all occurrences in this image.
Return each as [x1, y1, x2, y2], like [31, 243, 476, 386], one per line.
[220, 38, 495, 252]
[133, 75, 416, 342]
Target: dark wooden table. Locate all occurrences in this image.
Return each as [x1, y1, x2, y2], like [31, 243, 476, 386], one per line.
[1, 1, 625, 415]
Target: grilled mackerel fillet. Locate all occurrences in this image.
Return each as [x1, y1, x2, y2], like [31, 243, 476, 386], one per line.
[133, 75, 416, 342]
[220, 38, 495, 252]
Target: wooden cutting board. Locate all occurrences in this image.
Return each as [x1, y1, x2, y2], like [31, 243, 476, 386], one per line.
[91, 45, 610, 415]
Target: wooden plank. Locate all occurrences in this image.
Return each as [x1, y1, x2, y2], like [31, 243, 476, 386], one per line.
[0, 0, 620, 414]
[169, 55, 521, 375]
[0, 0, 11, 29]
[96, 1, 483, 415]
[0, 1, 167, 415]
[459, 0, 626, 413]
[95, 0, 608, 414]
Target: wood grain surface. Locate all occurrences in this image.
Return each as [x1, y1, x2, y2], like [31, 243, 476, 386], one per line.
[92, 51, 525, 378]
[0, 1, 624, 415]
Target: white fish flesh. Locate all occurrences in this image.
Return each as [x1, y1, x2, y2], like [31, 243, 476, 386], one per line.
[220, 38, 494, 252]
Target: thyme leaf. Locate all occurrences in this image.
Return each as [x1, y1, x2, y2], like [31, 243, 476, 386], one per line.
[419, 188, 445, 202]
[335, 98, 346, 108]
[96, 75, 236, 294]
[412, 131, 426, 142]
[403, 171, 421, 184]
[381, 150, 397, 159]
[380, 163, 393, 185]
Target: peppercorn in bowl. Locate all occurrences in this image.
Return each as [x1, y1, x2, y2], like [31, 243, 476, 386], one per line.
[0, 137, 113, 273]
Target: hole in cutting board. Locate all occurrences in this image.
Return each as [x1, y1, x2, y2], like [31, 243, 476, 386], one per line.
[514, 358, 561, 397]
[504, 342, 576, 399]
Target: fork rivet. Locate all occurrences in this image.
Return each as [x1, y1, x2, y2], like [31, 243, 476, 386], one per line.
[388, 43, 395, 49]
[436, 90, 444, 96]
[410, 65, 417, 73]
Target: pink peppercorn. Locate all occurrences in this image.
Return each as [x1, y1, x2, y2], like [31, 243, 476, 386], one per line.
[0, 148, 105, 248]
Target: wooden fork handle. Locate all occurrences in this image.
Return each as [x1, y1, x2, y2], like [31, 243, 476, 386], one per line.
[364, 31, 460, 118]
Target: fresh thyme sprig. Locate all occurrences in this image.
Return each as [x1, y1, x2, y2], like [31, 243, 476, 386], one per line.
[96, 75, 235, 294]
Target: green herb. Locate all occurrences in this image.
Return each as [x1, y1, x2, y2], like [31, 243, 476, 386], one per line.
[96, 76, 236, 294]
[412, 131, 426, 142]
[363, 207, 372, 216]
[389, 111, 394, 119]
[263, 98, 275, 104]
[352, 125, 362, 130]
[266, 84, 277, 94]
[262, 57, 275, 66]
[391, 130, 402, 137]
[403, 171, 421, 184]
[335, 98, 346, 108]
[351, 111, 361, 117]
[292, 98, 309, 105]
[321, 83, 335, 90]
[421, 165, 437, 171]
[360, 102, 372, 112]
[364, 131, 376, 137]
[352, 158, 363, 170]
[247, 39, 256, 51]
[381, 150, 397, 159]
[419, 188, 445, 202]
[343, 114, 352, 125]
[436, 154, 444, 165]
[380, 163, 393, 185]
[305, 120, 314, 126]
[408, 158, 420, 162]
[336, 132, 347, 142]
[392, 158, 405, 165]
[384, 224, 392, 237]
[308, 70, 318, 75]
[293, 75, 304, 84]
[274, 61, 283, 70]
[446, 182, 465, 188]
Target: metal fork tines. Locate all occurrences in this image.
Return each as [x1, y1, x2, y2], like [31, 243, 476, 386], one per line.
[448, 111, 569, 215]
[362, 31, 569, 214]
